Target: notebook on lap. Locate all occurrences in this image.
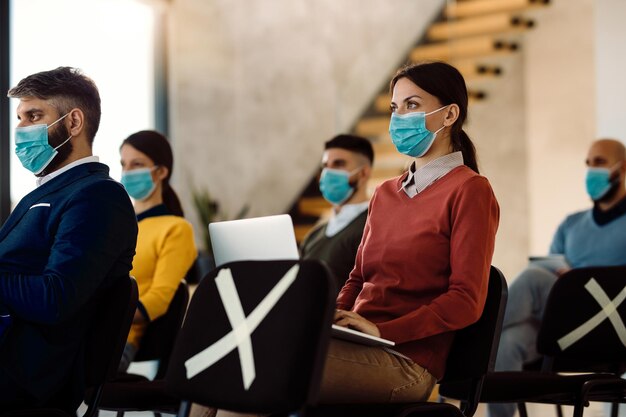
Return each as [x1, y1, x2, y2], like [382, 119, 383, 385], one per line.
[331, 324, 395, 347]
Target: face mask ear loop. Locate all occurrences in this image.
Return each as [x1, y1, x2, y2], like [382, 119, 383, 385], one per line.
[608, 161, 625, 185]
[48, 112, 70, 129]
[610, 161, 624, 173]
[426, 106, 450, 136]
[425, 105, 448, 117]
[53, 135, 72, 151]
[347, 166, 365, 193]
[348, 166, 363, 177]
[434, 125, 446, 135]
[50, 112, 72, 150]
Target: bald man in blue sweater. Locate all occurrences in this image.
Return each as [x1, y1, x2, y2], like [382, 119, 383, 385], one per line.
[489, 138, 626, 417]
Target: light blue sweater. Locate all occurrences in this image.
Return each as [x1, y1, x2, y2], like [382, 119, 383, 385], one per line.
[550, 208, 626, 268]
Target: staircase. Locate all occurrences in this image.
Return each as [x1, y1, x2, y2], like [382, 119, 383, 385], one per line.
[289, 0, 551, 242]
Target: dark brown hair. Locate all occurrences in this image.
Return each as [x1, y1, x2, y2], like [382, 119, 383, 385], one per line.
[122, 130, 184, 217]
[324, 134, 374, 165]
[390, 62, 478, 173]
[8, 67, 101, 144]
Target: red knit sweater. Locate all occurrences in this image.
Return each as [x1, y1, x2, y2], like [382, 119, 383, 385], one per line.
[336, 165, 499, 380]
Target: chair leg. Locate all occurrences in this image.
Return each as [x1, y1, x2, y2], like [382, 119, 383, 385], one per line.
[177, 400, 192, 417]
[611, 402, 619, 417]
[555, 404, 564, 417]
[517, 402, 528, 417]
[116, 412, 124, 417]
[155, 413, 163, 417]
[572, 402, 585, 417]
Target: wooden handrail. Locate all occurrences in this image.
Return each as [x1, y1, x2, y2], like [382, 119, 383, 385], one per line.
[446, 0, 550, 19]
[354, 116, 390, 137]
[428, 12, 533, 41]
[298, 197, 331, 217]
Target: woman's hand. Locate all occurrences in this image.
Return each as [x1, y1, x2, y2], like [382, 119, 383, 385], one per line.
[334, 309, 381, 337]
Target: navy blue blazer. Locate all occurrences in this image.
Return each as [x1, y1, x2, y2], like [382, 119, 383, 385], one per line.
[0, 162, 138, 408]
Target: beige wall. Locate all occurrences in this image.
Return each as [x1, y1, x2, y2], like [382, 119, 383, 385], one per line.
[595, 0, 626, 141]
[465, 54, 528, 280]
[475, 0, 597, 279]
[167, 0, 443, 227]
[523, 0, 596, 256]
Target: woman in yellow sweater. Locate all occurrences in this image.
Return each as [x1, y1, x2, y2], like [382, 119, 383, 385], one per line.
[118, 130, 197, 371]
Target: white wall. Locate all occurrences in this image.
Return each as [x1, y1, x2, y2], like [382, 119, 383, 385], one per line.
[595, 0, 626, 142]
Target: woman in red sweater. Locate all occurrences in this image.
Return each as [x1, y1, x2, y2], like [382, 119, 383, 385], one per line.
[192, 62, 499, 417]
[319, 61, 500, 403]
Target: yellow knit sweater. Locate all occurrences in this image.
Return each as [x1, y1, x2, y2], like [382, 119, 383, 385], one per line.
[127, 214, 196, 347]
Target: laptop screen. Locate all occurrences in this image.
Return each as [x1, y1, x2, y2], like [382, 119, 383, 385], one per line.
[209, 214, 299, 268]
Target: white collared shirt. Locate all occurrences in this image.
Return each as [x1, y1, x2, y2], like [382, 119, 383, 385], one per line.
[401, 151, 464, 198]
[325, 201, 369, 237]
[36, 156, 100, 187]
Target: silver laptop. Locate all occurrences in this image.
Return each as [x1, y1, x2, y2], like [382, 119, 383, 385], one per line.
[209, 214, 299, 268]
[210, 214, 393, 347]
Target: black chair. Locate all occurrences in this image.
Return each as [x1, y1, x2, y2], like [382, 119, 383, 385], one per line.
[306, 265, 508, 417]
[442, 266, 626, 417]
[165, 259, 336, 417]
[96, 280, 190, 416]
[1, 276, 138, 417]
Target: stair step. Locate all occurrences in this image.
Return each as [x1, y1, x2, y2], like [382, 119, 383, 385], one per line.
[370, 166, 408, 180]
[354, 116, 390, 138]
[298, 197, 332, 217]
[445, 0, 550, 19]
[372, 140, 398, 155]
[428, 12, 534, 41]
[294, 224, 315, 243]
[410, 35, 518, 61]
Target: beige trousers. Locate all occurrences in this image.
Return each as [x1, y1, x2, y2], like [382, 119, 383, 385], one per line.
[318, 339, 436, 403]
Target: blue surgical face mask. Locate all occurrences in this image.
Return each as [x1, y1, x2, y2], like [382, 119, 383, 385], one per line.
[121, 167, 157, 201]
[586, 164, 621, 201]
[319, 167, 360, 205]
[14, 113, 71, 175]
[388, 106, 447, 157]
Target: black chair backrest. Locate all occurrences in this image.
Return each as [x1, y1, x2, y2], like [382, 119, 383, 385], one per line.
[166, 259, 335, 414]
[133, 280, 189, 379]
[439, 266, 508, 412]
[85, 276, 138, 386]
[442, 266, 508, 382]
[537, 266, 626, 370]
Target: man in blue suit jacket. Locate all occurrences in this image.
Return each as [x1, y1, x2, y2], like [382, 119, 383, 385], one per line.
[0, 67, 138, 412]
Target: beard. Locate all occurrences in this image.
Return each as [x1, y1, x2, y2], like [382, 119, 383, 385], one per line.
[37, 122, 73, 177]
[595, 178, 622, 203]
